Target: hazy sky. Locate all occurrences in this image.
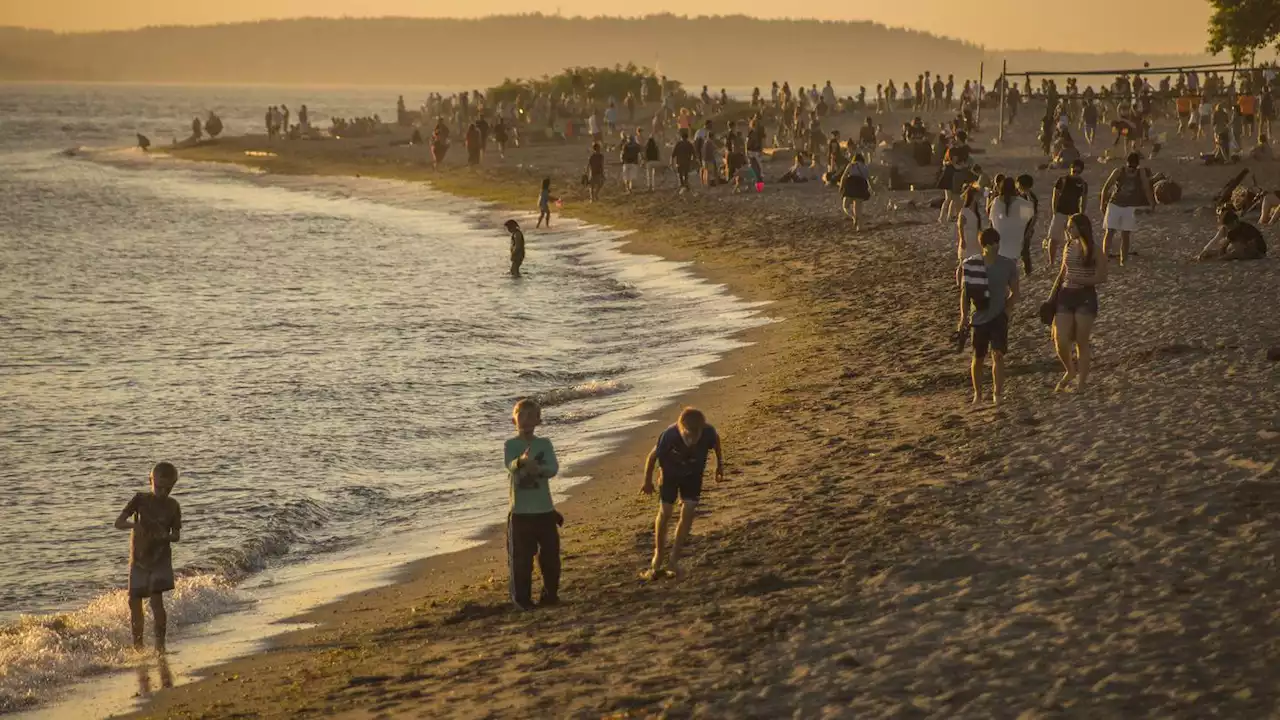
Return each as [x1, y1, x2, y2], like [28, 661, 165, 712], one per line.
[2, 1, 1213, 55]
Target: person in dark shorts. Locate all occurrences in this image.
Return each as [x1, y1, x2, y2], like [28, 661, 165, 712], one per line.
[959, 228, 1020, 405]
[504, 398, 562, 610]
[1047, 160, 1088, 265]
[1048, 214, 1107, 392]
[506, 219, 525, 276]
[671, 128, 696, 193]
[839, 153, 872, 232]
[640, 407, 724, 580]
[114, 462, 182, 652]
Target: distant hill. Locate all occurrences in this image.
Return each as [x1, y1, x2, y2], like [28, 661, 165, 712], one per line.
[0, 16, 1229, 88]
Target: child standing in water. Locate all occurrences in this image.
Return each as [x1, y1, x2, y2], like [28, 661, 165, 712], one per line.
[641, 407, 724, 580]
[504, 399, 562, 611]
[114, 462, 182, 653]
[536, 178, 556, 229]
[505, 219, 525, 277]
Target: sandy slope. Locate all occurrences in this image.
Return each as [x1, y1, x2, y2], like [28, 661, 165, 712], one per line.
[133, 101, 1280, 719]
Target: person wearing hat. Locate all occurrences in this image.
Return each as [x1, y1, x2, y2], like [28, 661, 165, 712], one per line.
[505, 220, 525, 277]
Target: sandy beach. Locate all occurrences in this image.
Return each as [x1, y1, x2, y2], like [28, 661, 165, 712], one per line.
[128, 100, 1280, 718]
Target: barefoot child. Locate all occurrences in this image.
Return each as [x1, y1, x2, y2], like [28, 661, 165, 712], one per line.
[114, 462, 182, 653]
[536, 178, 557, 229]
[505, 219, 525, 277]
[640, 408, 724, 580]
[504, 399, 562, 610]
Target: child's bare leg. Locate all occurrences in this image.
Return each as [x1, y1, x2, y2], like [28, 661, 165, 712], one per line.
[668, 501, 698, 578]
[992, 351, 1006, 405]
[128, 596, 145, 649]
[970, 353, 984, 404]
[150, 594, 167, 653]
[649, 502, 674, 575]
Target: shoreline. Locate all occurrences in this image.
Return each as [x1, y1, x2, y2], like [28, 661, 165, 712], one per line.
[105, 135, 792, 717]
[121, 109, 1280, 718]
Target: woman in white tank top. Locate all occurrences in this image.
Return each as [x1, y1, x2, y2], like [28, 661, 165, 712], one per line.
[955, 185, 985, 262]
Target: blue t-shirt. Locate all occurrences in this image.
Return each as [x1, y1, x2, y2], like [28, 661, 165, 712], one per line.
[538, 188, 550, 209]
[655, 424, 718, 481]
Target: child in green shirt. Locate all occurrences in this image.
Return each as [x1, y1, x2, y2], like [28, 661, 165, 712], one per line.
[503, 398, 562, 610]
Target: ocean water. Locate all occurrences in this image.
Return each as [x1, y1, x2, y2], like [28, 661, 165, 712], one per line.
[0, 83, 771, 715]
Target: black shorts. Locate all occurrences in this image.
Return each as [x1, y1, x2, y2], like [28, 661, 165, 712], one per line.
[971, 313, 1009, 358]
[659, 474, 702, 505]
[1056, 286, 1098, 316]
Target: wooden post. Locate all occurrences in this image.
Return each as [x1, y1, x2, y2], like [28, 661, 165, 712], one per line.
[999, 60, 1007, 144]
[978, 62, 985, 125]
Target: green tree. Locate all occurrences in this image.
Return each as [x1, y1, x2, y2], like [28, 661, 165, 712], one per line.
[1207, 0, 1280, 63]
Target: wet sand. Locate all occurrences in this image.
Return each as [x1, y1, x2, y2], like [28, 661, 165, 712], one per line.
[133, 102, 1280, 718]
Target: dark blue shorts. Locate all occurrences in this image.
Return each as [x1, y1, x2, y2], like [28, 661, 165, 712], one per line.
[659, 474, 702, 505]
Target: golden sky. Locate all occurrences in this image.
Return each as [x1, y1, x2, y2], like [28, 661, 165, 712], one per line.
[2, 0, 1212, 54]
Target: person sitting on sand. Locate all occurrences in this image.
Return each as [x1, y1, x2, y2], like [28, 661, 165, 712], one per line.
[641, 407, 724, 580]
[839, 153, 872, 232]
[114, 462, 182, 653]
[1048, 214, 1107, 393]
[136, 133, 151, 152]
[1250, 135, 1274, 162]
[779, 152, 812, 183]
[1197, 208, 1268, 261]
[959, 228, 1020, 405]
[504, 398, 562, 610]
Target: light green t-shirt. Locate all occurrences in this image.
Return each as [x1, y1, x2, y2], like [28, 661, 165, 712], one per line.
[504, 435, 559, 514]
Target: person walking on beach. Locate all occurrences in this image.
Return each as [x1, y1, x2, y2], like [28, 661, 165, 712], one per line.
[620, 131, 642, 194]
[465, 123, 482, 166]
[1100, 152, 1156, 266]
[672, 128, 695, 193]
[956, 185, 985, 267]
[504, 399, 562, 610]
[959, 229, 1020, 405]
[641, 408, 724, 580]
[839, 153, 871, 232]
[1047, 159, 1088, 266]
[587, 142, 605, 202]
[989, 177, 1035, 268]
[701, 131, 718, 187]
[1016, 175, 1040, 276]
[114, 462, 182, 653]
[536, 179, 557, 229]
[1048, 214, 1106, 392]
[643, 130, 661, 191]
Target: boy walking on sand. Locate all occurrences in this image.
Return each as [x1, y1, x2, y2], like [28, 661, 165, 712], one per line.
[959, 229, 1020, 405]
[640, 408, 724, 580]
[114, 462, 182, 653]
[504, 399, 562, 610]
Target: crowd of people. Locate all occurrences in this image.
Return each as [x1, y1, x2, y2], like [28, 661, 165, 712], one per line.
[262, 104, 311, 140]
